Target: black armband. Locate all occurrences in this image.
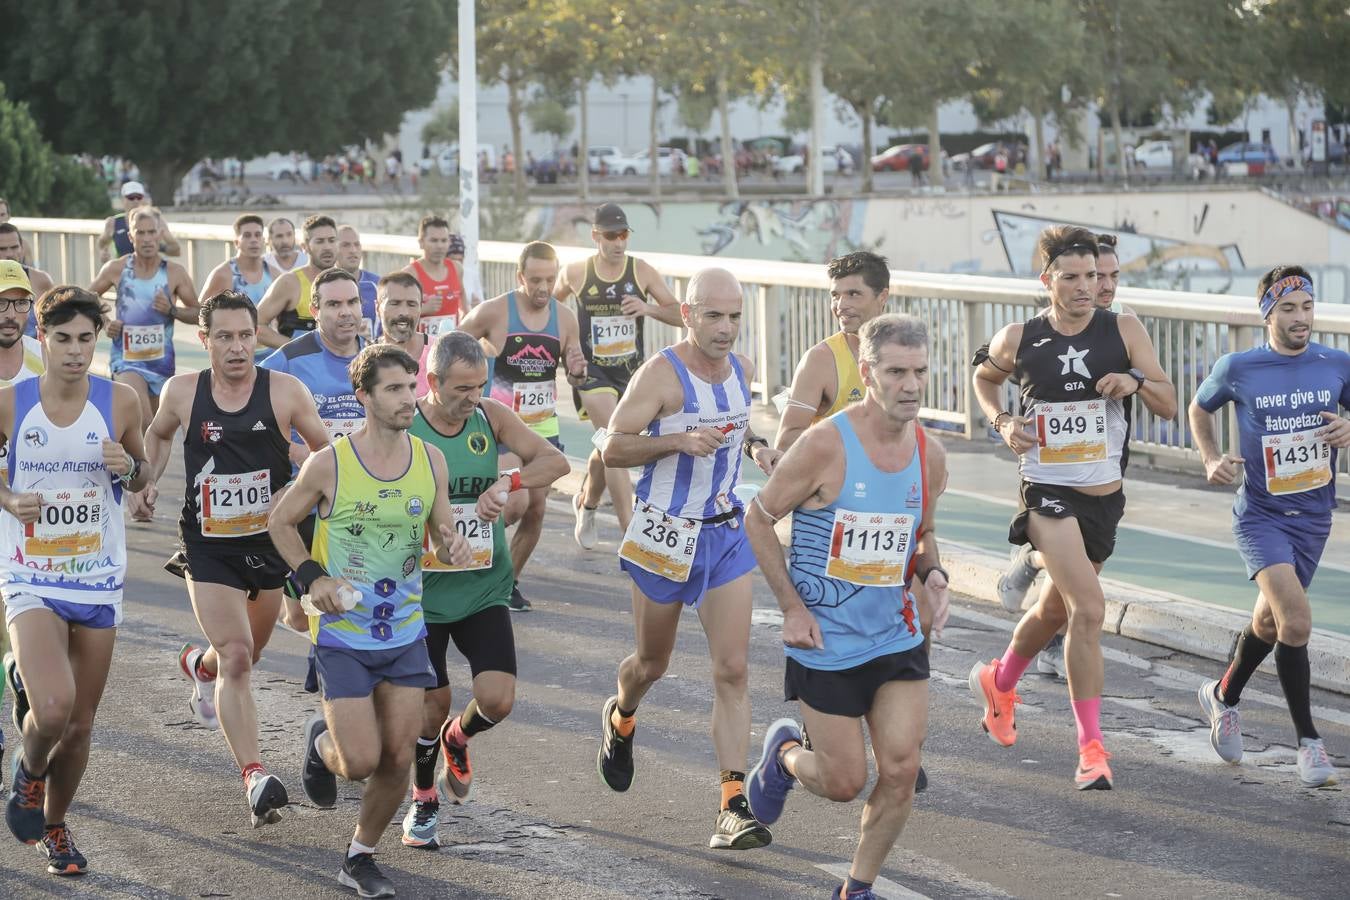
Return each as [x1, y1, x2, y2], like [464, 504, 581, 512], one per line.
[918, 565, 949, 585]
[295, 559, 329, 594]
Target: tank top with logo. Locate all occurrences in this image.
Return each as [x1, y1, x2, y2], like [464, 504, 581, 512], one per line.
[577, 256, 646, 371]
[488, 293, 562, 439]
[112, 256, 175, 379]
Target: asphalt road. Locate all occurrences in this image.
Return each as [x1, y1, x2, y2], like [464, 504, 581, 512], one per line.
[1, 482, 1347, 898]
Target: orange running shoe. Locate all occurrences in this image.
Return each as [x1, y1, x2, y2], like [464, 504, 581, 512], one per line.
[968, 658, 1021, 747]
[1075, 739, 1114, 790]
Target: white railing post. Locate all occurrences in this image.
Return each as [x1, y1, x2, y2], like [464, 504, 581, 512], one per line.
[758, 284, 784, 401]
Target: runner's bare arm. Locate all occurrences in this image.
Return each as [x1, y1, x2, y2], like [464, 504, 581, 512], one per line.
[424, 443, 471, 567]
[1188, 398, 1242, 485]
[602, 359, 720, 467]
[635, 260, 684, 326]
[973, 323, 1034, 452]
[775, 343, 834, 451]
[198, 261, 232, 302]
[142, 375, 188, 484]
[482, 399, 570, 487]
[110, 381, 150, 492]
[255, 272, 297, 348]
[268, 448, 336, 568]
[88, 257, 122, 298]
[552, 260, 581, 304]
[557, 304, 587, 381]
[276, 372, 330, 452]
[97, 216, 116, 262]
[169, 263, 200, 324]
[909, 435, 950, 634]
[157, 219, 182, 257]
[1114, 314, 1177, 419]
[456, 296, 502, 351]
[0, 388, 36, 521]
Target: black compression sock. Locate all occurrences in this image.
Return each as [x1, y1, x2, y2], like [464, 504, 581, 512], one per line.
[1274, 641, 1319, 741]
[413, 737, 439, 791]
[1218, 625, 1274, 706]
[460, 698, 499, 738]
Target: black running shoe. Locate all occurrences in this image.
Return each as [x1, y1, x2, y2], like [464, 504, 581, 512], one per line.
[709, 794, 772, 850]
[915, 765, 928, 793]
[508, 582, 532, 612]
[4, 651, 28, 735]
[596, 695, 634, 792]
[338, 852, 395, 898]
[40, 822, 87, 876]
[6, 752, 47, 844]
[246, 770, 289, 827]
[301, 714, 337, 809]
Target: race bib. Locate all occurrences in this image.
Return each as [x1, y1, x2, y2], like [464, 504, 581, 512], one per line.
[422, 502, 493, 572]
[618, 504, 701, 583]
[591, 315, 637, 361]
[421, 315, 458, 339]
[25, 488, 102, 558]
[826, 509, 914, 586]
[123, 323, 166, 362]
[512, 381, 556, 426]
[200, 469, 272, 537]
[322, 416, 364, 442]
[1034, 400, 1107, 465]
[1263, 427, 1332, 496]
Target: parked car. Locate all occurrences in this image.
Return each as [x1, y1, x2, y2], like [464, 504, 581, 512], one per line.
[434, 143, 498, 177]
[950, 142, 1001, 171]
[588, 145, 624, 173]
[1217, 141, 1279, 166]
[871, 144, 929, 172]
[622, 147, 675, 176]
[1133, 140, 1215, 178]
[269, 156, 307, 181]
[772, 145, 854, 175]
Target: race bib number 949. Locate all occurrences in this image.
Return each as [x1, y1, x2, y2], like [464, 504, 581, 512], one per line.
[1035, 400, 1107, 465]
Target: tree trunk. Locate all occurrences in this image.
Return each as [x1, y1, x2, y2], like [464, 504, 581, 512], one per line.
[143, 158, 190, 208]
[508, 76, 526, 202]
[579, 82, 590, 202]
[807, 34, 825, 196]
[1111, 102, 1126, 179]
[1286, 95, 1301, 171]
[860, 106, 874, 194]
[717, 70, 738, 200]
[927, 101, 944, 189]
[1032, 103, 1046, 183]
[650, 77, 661, 201]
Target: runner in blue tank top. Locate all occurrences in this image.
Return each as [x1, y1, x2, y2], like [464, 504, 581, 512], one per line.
[744, 314, 950, 900]
[596, 267, 780, 852]
[1189, 265, 1350, 789]
[335, 225, 380, 338]
[200, 215, 275, 361]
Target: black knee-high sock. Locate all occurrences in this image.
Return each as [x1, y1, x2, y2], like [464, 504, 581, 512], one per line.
[1218, 625, 1274, 706]
[460, 698, 499, 738]
[1274, 642, 1319, 741]
[413, 737, 439, 791]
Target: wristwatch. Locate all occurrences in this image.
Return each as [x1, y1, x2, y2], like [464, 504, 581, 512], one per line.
[1128, 368, 1146, 392]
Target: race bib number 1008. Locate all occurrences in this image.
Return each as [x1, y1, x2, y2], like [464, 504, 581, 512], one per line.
[25, 488, 103, 558]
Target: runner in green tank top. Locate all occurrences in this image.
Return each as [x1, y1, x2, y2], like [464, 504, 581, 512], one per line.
[400, 332, 568, 849]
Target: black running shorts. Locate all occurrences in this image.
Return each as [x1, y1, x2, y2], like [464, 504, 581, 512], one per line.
[785, 644, 929, 719]
[1009, 481, 1126, 564]
[423, 604, 517, 689]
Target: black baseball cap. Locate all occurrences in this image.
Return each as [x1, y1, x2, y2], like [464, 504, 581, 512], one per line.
[592, 203, 632, 232]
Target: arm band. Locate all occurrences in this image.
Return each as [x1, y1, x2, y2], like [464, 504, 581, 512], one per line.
[508, 470, 523, 492]
[919, 565, 949, 585]
[295, 559, 329, 594]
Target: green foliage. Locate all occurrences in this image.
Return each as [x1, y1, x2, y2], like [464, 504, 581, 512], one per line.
[422, 102, 460, 148]
[42, 155, 113, 218]
[676, 88, 716, 136]
[526, 96, 575, 144]
[0, 83, 56, 213]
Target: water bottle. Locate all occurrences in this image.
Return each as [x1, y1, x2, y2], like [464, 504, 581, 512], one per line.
[300, 585, 361, 616]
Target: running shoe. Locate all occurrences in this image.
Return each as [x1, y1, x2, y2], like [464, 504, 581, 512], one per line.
[597, 695, 635, 792]
[437, 718, 473, 802]
[745, 718, 801, 825]
[401, 798, 440, 849]
[969, 659, 1020, 747]
[1196, 679, 1243, 764]
[1297, 738, 1337, 788]
[1075, 739, 1114, 790]
[6, 752, 47, 844]
[301, 714, 337, 809]
[1037, 634, 1066, 678]
[573, 493, 598, 550]
[709, 793, 772, 850]
[246, 769, 289, 828]
[178, 644, 220, 730]
[4, 651, 28, 735]
[832, 886, 878, 900]
[914, 765, 928, 794]
[338, 852, 395, 898]
[507, 583, 532, 612]
[39, 822, 87, 876]
[997, 544, 1040, 612]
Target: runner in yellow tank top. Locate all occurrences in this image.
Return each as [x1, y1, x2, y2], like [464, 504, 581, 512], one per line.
[256, 215, 340, 348]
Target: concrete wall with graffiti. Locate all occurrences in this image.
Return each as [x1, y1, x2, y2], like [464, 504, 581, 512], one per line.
[524, 189, 1350, 296]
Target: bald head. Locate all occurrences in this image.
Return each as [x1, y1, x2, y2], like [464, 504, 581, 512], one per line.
[684, 267, 741, 308]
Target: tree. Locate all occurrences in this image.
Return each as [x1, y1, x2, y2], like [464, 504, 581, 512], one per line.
[421, 101, 460, 149]
[526, 95, 575, 148]
[1, 0, 454, 205]
[0, 83, 56, 213]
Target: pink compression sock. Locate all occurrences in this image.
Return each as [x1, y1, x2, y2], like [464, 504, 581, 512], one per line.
[412, 786, 438, 803]
[993, 648, 1033, 692]
[1071, 697, 1103, 747]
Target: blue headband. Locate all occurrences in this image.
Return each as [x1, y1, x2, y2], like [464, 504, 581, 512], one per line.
[1259, 275, 1313, 318]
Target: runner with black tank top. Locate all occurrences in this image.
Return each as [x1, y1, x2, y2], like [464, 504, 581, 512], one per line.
[553, 203, 682, 548]
[459, 241, 586, 611]
[970, 226, 1176, 791]
[400, 332, 568, 849]
[141, 291, 328, 828]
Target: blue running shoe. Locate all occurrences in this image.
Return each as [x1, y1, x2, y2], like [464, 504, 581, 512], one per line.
[745, 718, 801, 826]
[832, 885, 877, 900]
[6, 751, 47, 844]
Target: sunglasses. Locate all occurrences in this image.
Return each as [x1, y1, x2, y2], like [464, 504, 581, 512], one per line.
[600, 229, 629, 241]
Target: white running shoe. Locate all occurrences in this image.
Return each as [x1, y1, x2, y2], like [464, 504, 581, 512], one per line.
[1196, 679, 1243, 764]
[997, 544, 1040, 612]
[1037, 634, 1066, 678]
[1297, 738, 1336, 788]
[177, 644, 219, 730]
[573, 492, 598, 550]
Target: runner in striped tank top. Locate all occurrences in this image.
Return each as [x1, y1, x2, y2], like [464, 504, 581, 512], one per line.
[596, 267, 781, 852]
[0, 287, 150, 874]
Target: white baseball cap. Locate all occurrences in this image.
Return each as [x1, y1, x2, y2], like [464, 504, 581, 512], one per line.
[121, 181, 147, 198]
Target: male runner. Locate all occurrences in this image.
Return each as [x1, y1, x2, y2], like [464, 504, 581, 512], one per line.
[270, 344, 469, 899]
[98, 183, 181, 263]
[0, 262, 43, 781]
[372, 272, 431, 387]
[199, 214, 275, 309]
[88, 206, 200, 447]
[256, 215, 340, 348]
[1, 286, 148, 875]
[0, 224, 53, 337]
[458, 241, 587, 610]
[996, 230, 1135, 677]
[596, 267, 780, 850]
[336, 225, 380, 338]
[969, 225, 1175, 789]
[744, 314, 950, 900]
[400, 215, 464, 340]
[141, 291, 329, 826]
[263, 217, 309, 278]
[1190, 265, 1348, 788]
[554, 203, 682, 547]
[401, 332, 568, 849]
